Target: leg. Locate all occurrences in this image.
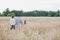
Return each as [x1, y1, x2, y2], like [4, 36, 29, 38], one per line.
[13, 25, 15, 30]
[11, 25, 13, 30]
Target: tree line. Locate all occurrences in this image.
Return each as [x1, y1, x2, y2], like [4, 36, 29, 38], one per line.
[0, 8, 60, 17]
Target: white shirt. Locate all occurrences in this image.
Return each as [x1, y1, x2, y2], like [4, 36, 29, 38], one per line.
[9, 18, 16, 25]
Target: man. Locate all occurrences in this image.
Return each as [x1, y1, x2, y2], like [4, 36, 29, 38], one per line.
[9, 16, 16, 30]
[16, 17, 23, 30]
[16, 17, 22, 25]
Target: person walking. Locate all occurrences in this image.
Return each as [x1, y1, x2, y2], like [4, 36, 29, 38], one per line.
[16, 17, 23, 30]
[9, 16, 16, 30]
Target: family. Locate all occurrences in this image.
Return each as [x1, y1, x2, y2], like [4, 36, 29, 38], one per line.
[9, 16, 26, 30]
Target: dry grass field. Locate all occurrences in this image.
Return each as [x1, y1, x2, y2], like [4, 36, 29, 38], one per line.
[0, 17, 60, 40]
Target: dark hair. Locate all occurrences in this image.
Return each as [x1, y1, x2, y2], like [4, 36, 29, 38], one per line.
[12, 16, 14, 18]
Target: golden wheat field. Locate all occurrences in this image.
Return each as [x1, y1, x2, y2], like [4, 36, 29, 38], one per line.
[0, 17, 60, 40]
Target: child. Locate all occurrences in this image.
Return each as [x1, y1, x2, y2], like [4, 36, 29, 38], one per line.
[24, 20, 26, 24]
[9, 16, 16, 30]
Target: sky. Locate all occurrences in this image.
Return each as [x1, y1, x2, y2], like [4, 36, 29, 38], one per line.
[0, 0, 60, 13]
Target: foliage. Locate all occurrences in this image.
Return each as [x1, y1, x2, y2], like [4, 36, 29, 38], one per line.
[7, 13, 15, 16]
[0, 8, 60, 17]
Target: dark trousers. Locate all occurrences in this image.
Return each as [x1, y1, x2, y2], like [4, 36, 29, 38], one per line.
[11, 25, 15, 30]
